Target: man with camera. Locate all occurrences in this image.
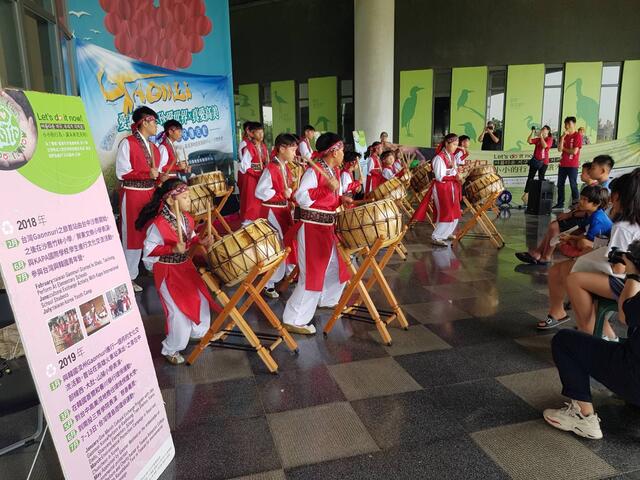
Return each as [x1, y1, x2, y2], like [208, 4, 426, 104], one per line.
[544, 239, 640, 440]
[477, 121, 501, 151]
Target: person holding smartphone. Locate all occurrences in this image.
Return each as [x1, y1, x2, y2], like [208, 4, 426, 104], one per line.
[478, 121, 501, 151]
[522, 125, 553, 205]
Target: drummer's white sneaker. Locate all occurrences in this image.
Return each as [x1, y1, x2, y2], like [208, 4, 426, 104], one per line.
[283, 323, 316, 335]
[431, 238, 447, 247]
[131, 281, 143, 293]
[263, 287, 280, 299]
[447, 234, 457, 241]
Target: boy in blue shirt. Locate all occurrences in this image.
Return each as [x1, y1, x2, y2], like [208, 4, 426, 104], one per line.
[558, 185, 612, 257]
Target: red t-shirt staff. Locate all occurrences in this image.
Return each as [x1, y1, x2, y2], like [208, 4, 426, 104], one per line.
[554, 116, 583, 209]
[523, 125, 553, 199]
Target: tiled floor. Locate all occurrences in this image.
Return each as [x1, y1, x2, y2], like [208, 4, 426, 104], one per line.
[2, 210, 639, 479]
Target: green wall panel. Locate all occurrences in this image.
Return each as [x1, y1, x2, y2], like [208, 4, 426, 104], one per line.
[562, 62, 602, 143]
[271, 80, 296, 135]
[308, 76, 337, 133]
[450, 66, 488, 147]
[236, 83, 260, 125]
[617, 60, 640, 139]
[503, 64, 545, 151]
[398, 69, 433, 146]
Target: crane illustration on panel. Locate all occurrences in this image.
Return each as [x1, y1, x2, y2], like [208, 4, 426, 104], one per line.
[401, 86, 423, 137]
[458, 122, 477, 142]
[236, 93, 255, 118]
[456, 88, 485, 120]
[273, 90, 287, 105]
[508, 140, 526, 151]
[315, 116, 330, 131]
[524, 115, 536, 129]
[565, 78, 599, 134]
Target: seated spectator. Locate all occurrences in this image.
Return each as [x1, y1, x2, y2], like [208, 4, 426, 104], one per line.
[537, 185, 613, 330]
[543, 246, 640, 440]
[557, 186, 612, 258]
[566, 172, 640, 338]
[516, 155, 614, 265]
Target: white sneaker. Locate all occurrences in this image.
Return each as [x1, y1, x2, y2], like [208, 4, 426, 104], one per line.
[131, 281, 143, 293]
[263, 287, 280, 299]
[602, 335, 620, 343]
[431, 238, 447, 247]
[543, 400, 603, 439]
[164, 352, 185, 365]
[283, 323, 316, 335]
[447, 234, 456, 240]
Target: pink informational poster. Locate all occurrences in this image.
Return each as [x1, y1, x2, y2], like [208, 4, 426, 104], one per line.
[0, 89, 174, 479]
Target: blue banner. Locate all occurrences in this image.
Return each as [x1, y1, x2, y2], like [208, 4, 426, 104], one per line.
[76, 41, 234, 190]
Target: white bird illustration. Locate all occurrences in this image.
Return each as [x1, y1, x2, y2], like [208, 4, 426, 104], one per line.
[69, 10, 91, 17]
[89, 29, 101, 34]
[82, 37, 93, 41]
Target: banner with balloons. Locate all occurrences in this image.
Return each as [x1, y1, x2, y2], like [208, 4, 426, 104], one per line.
[75, 40, 234, 191]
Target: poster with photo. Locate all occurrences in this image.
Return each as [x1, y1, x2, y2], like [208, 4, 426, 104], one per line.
[0, 88, 173, 480]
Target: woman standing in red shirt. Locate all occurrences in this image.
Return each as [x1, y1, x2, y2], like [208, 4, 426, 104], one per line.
[522, 125, 553, 205]
[554, 116, 583, 210]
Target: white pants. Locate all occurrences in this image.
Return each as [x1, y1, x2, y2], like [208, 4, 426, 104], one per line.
[265, 209, 286, 289]
[159, 280, 211, 356]
[431, 184, 459, 241]
[121, 193, 142, 280]
[283, 224, 346, 326]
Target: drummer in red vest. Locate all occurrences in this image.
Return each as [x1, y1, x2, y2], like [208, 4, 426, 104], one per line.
[137, 179, 221, 365]
[365, 141, 384, 193]
[381, 151, 397, 181]
[158, 119, 191, 181]
[238, 120, 253, 159]
[116, 106, 162, 292]
[282, 132, 352, 335]
[297, 124, 316, 162]
[340, 151, 363, 198]
[238, 122, 268, 225]
[255, 133, 298, 299]
[410, 133, 463, 246]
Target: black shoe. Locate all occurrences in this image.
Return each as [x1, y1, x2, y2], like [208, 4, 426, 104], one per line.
[551, 204, 563, 210]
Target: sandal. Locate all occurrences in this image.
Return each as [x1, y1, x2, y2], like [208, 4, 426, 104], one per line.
[537, 314, 570, 330]
[515, 252, 550, 266]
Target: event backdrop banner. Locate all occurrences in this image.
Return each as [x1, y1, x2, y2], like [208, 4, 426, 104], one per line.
[617, 60, 640, 139]
[450, 66, 488, 148]
[398, 69, 433, 147]
[562, 61, 603, 144]
[503, 64, 545, 151]
[271, 80, 296, 135]
[76, 41, 235, 190]
[308, 76, 338, 133]
[0, 89, 173, 479]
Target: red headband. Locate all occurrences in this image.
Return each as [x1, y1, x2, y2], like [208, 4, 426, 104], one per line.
[131, 115, 156, 133]
[311, 140, 344, 160]
[161, 183, 189, 207]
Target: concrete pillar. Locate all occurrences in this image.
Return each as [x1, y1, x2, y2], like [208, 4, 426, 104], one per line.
[354, 0, 395, 145]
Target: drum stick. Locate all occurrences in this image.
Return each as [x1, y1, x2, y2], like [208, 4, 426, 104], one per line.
[306, 157, 334, 184]
[173, 200, 183, 244]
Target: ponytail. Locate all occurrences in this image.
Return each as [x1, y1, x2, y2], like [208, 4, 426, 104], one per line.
[135, 178, 185, 231]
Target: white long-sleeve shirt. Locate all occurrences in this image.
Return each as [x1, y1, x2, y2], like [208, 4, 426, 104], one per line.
[295, 166, 343, 209]
[432, 153, 457, 182]
[115, 134, 154, 179]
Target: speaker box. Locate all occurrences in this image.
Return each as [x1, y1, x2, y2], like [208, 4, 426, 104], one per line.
[526, 180, 553, 215]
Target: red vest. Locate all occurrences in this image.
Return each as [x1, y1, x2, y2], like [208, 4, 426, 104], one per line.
[263, 160, 293, 204]
[153, 211, 196, 250]
[308, 164, 341, 212]
[122, 134, 161, 180]
[160, 138, 182, 173]
[245, 141, 268, 173]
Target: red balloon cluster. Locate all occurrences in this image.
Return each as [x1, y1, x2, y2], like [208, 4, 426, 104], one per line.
[100, 0, 212, 70]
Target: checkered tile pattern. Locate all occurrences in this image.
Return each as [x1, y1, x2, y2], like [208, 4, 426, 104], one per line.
[2, 213, 636, 479]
